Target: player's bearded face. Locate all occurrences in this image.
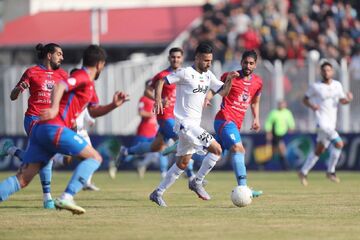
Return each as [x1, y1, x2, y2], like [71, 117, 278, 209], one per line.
[49, 47, 64, 70]
[321, 65, 333, 80]
[196, 53, 212, 72]
[169, 52, 183, 69]
[241, 57, 256, 76]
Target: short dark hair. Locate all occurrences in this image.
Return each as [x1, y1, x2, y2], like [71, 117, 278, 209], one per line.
[145, 79, 152, 88]
[35, 43, 61, 60]
[241, 50, 257, 62]
[82, 45, 107, 67]
[169, 47, 183, 55]
[195, 42, 213, 54]
[70, 68, 79, 75]
[320, 61, 332, 69]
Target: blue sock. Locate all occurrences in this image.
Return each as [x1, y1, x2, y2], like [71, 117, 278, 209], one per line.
[39, 160, 52, 195]
[128, 142, 152, 155]
[0, 176, 21, 201]
[65, 159, 100, 196]
[159, 154, 168, 174]
[231, 152, 247, 186]
[185, 159, 195, 178]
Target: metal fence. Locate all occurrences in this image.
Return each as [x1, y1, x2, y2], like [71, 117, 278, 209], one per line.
[0, 57, 358, 135]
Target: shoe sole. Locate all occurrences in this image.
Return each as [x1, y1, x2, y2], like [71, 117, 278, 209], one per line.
[55, 203, 86, 215]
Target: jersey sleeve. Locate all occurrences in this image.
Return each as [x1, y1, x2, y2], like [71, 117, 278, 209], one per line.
[286, 109, 296, 129]
[16, 69, 31, 92]
[336, 82, 346, 99]
[209, 71, 224, 93]
[165, 68, 184, 85]
[264, 110, 275, 132]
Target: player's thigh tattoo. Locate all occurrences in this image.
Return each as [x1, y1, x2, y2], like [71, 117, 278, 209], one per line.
[197, 131, 214, 144]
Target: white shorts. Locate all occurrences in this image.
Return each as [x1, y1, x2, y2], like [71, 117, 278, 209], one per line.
[174, 122, 214, 156]
[77, 129, 92, 146]
[316, 128, 341, 148]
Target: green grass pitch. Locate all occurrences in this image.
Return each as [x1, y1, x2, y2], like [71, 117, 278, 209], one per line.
[0, 171, 359, 240]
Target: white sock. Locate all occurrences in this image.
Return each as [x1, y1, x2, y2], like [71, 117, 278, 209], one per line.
[157, 163, 184, 195]
[195, 153, 219, 183]
[43, 193, 52, 201]
[7, 146, 18, 156]
[60, 192, 73, 201]
[327, 146, 341, 173]
[301, 152, 319, 175]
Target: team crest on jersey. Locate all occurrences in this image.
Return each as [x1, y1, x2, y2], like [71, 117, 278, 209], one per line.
[42, 80, 55, 91]
[240, 92, 250, 102]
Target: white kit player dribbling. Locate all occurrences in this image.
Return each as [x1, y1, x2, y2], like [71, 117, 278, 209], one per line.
[298, 61, 353, 186]
[149, 43, 239, 207]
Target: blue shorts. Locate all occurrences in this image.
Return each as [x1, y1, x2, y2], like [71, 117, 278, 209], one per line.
[133, 136, 155, 146]
[157, 119, 177, 142]
[23, 124, 88, 164]
[214, 120, 241, 150]
[24, 115, 40, 136]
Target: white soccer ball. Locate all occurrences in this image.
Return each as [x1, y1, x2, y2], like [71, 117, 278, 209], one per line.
[231, 185, 252, 207]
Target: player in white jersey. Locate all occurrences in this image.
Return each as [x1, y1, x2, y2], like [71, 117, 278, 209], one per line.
[149, 43, 239, 207]
[298, 61, 353, 186]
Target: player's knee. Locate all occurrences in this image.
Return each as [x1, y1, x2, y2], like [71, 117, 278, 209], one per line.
[334, 141, 344, 149]
[210, 142, 222, 156]
[16, 175, 31, 188]
[92, 151, 103, 163]
[231, 143, 245, 153]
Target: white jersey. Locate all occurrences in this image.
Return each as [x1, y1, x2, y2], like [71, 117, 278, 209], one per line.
[76, 108, 95, 132]
[305, 80, 345, 130]
[166, 66, 223, 126]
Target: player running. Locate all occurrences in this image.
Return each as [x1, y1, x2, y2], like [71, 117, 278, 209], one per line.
[0, 43, 67, 209]
[213, 50, 263, 198]
[149, 43, 239, 207]
[0, 45, 129, 214]
[298, 61, 353, 186]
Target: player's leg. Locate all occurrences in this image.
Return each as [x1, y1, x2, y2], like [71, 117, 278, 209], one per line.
[150, 153, 191, 207]
[0, 126, 48, 203]
[326, 133, 343, 183]
[278, 139, 289, 170]
[36, 125, 102, 214]
[299, 138, 326, 186]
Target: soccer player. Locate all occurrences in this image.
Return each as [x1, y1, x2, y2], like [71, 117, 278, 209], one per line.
[298, 61, 353, 186]
[111, 79, 159, 179]
[213, 50, 263, 198]
[117, 48, 198, 179]
[149, 43, 239, 207]
[265, 100, 296, 170]
[0, 45, 129, 214]
[0, 43, 67, 209]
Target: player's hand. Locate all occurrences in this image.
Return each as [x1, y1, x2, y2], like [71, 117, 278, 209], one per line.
[311, 104, 320, 111]
[251, 118, 260, 132]
[346, 92, 353, 102]
[162, 97, 170, 108]
[227, 71, 240, 80]
[39, 108, 59, 121]
[203, 98, 212, 108]
[154, 99, 163, 115]
[113, 91, 130, 107]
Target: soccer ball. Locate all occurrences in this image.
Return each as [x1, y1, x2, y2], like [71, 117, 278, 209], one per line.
[231, 185, 252, 207]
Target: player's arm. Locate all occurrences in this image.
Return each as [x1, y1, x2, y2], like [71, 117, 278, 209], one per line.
[339, 92, 353, 105]
[303, 96, 319, 111]
[218, 71, 239, 97]
[154, 79, 165, 114]
[39, 81, 67, 120]
[88, 91, 129, 118]
[250, 95, 261, 132]
[10, 72, 30, 101]
[264, 111, 274, 141]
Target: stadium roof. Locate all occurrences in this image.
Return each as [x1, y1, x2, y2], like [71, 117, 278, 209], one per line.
[0, 6, 201, 48]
